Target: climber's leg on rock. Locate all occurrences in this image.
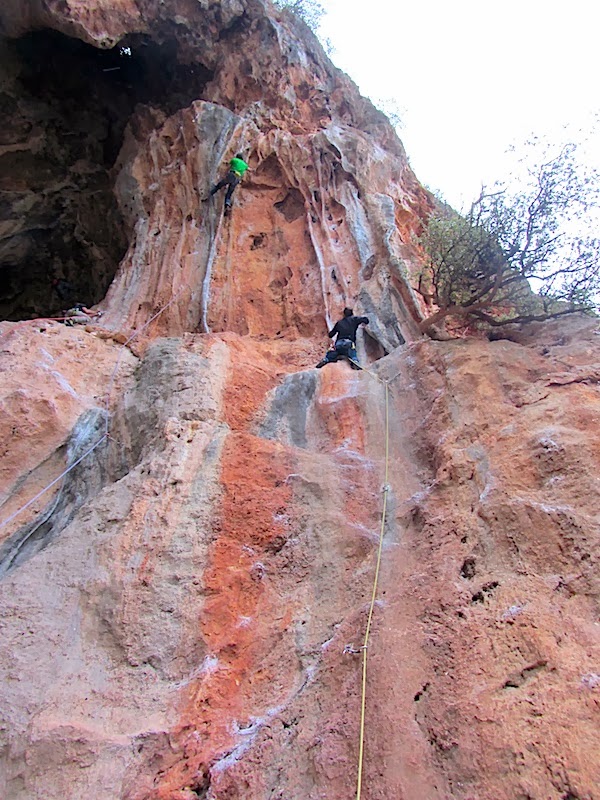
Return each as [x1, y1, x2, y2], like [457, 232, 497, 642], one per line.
[209, 178, 227, 196]
[224, 173, 240, 207]
[210, 171, 238, 196]
[347, 344, 361, 369]
[315, 349, 340, 368]
[315, 338, 360, 370]
[317, 339, 347, 369]
[336, 340, 361, 368]
[207, 172, 240, 215]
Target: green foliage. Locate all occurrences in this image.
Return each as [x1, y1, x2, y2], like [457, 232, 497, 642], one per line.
[274, 0, 325, 32]
[418, 140, 600, 332]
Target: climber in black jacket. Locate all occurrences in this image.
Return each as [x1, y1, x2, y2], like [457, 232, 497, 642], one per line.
[315, 307, 369, 370]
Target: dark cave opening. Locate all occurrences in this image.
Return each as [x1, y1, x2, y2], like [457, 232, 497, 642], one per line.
[363, 329, 388, 362]
[0, 28, 213, 320]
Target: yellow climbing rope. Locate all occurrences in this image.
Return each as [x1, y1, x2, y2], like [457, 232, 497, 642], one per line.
[355, 377, 390, 800]
[347, 356, 386, 385]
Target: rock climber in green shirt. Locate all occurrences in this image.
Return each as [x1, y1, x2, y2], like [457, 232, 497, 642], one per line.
[209, 154, 249, 214]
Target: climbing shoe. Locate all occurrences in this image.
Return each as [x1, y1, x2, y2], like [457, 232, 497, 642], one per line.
[315, 359, 328, 369]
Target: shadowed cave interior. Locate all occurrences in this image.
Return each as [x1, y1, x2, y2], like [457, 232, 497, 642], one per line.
[0, 28, 213, 320]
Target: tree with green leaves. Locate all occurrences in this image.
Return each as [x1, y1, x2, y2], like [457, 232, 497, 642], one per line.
[417, 140, 600, 336]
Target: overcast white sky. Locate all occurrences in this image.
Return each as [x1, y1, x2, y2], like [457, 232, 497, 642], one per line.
[317, 0, 599, 209]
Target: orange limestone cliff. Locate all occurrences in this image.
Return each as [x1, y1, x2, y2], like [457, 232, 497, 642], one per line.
[0, 2, 599, 799]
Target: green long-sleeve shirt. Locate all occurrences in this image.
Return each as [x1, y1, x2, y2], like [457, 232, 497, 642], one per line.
[229, 157, 249, 178]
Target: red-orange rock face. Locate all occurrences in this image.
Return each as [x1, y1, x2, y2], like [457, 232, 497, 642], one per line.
[0, 3, 599, 800]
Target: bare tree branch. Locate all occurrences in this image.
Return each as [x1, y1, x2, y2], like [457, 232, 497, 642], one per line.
[417, 138, 600, 338]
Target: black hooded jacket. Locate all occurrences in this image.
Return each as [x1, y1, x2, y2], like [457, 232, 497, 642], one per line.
[328, 315, 369, 344]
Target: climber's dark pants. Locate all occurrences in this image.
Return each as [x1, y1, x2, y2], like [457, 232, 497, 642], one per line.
[322, 339, 359, 366]
[210, 171, 240, 206]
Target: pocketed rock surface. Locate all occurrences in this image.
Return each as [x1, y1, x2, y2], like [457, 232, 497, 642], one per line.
[0, 2, 599, 799]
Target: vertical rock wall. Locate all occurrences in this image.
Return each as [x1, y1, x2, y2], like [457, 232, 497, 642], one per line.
[0, 2, 599, 800]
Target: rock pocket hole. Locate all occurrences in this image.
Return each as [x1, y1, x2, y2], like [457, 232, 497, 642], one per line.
[274, 188, 305, 223]
[363, 329, 388, 362]
[460, 556, 476, 579]
[250, 233, 267, 250]
[187, 771, 211, 798]
[414, 682, 430, 702]
[471, 581, 499, 603]
[503, 660, 548, 689]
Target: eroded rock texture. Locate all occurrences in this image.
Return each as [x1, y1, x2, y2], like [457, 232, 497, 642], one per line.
[0, 2, 599, 799]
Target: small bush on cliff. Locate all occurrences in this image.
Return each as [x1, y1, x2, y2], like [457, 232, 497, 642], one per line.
[274, 0, 325, 32]
[417, 140, 600, 335]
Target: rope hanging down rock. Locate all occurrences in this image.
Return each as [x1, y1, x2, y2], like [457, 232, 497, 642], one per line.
[354, 376, 390, 800]
[0, 284, 188, 532]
